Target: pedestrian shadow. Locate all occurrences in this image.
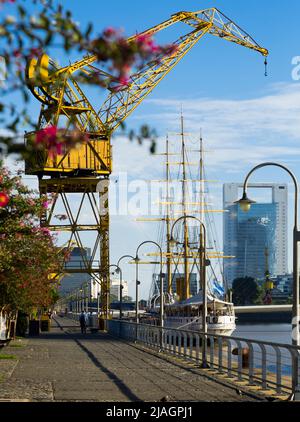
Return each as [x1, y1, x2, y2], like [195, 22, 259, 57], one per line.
[74, 338, 141, 401]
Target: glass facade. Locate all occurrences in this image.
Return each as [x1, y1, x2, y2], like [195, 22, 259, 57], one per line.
[60, 247, 92, 294]
[235, 203, 278, 280]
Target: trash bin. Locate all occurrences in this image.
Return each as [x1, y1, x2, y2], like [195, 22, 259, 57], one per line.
[99, 318, 105, 331]
[232, 347, 249, 368]
[40, 318, 50, 332]
[29, 320, 40, 336]
[89, 315, 99, 333]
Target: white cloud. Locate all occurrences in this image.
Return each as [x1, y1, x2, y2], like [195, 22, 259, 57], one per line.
[133, 82, 300, 174]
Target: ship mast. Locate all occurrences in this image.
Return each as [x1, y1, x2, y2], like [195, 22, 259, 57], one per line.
[199, 131, 205, 295]
[165, 135, 172, 295]
[181, 114, 190, 300]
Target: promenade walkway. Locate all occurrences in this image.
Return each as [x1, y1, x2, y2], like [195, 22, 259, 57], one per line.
[0, 317, 264, 402]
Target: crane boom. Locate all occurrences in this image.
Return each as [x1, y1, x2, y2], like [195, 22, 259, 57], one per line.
[99, 8, 268, 132]
[27, 8, 268, 138]
[46, 8, 267, 78]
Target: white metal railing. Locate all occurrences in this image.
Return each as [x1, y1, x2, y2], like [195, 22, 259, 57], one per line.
[107, 319, 300, 397]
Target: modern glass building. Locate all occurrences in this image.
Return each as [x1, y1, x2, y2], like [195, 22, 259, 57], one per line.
[59, 247, 92, 294]
[235, 204, 277, 279]
[223, 183, 288, 287]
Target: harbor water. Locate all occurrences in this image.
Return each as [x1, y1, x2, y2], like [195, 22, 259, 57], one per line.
[234, 323, 293, 376]
[234, 323, 292, 345]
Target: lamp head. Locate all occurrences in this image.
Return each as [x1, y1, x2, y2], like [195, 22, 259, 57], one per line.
[235, 191, 256, 212]
[169, 236, 177, 247]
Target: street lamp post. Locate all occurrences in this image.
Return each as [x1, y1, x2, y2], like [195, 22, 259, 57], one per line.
[79, 288, 83, 312]
[135, 242, 164, 327]
[85, 282, 89, 313]
[236, 162, 300, 400]
[170, 215, 209, 368]
[97, 291, 100, 316]
[109, 264, 123, 320]
[117, 255, 135, 320]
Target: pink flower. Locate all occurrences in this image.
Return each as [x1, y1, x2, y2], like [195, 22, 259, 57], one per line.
[29, 47, 43, 59]
[13, 49, 21, 58]
[40, 227, 51, 236]
[35, 126, 64, 158]
[35, 125, 57, 144]
[136, 34, 160, 54]
[1, 168, 8, 176]
[103, 27, 117, 38]
[0, 191, 9, 207]
[42, 201, 49, 209]
[112, 76, 130, 92]
[136, 34, 151, 44]
[27, 198, 35, 206]
[119, 76, 130, 86]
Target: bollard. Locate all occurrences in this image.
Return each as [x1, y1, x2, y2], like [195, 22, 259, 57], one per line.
[232, 347, 249, 368]
[98, 318, 105, 331]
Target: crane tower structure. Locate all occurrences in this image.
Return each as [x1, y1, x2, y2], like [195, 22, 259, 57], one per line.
[24, 8, 268, 319]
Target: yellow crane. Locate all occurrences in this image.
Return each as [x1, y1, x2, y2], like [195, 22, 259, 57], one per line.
[24, 8, 268, 320]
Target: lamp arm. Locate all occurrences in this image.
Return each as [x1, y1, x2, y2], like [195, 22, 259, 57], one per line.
[243, 162, 298, 229]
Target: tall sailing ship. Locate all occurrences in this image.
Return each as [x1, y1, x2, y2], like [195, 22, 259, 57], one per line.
[144, 116, 236, 336]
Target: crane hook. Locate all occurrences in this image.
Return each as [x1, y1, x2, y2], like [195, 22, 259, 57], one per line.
[264, 58, 268, 77]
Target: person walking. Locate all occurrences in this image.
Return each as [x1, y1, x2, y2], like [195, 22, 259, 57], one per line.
[79, 310, 87, 334]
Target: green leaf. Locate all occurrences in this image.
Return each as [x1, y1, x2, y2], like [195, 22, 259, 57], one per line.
[17, 5, 26, 19]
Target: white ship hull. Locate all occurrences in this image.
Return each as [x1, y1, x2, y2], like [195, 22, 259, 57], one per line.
[164, 315, 236, 336]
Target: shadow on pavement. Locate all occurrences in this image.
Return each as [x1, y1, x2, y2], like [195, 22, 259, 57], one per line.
[50, 317, 141, 401]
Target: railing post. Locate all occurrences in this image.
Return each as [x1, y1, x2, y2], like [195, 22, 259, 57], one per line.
[178, 332, 182, 356]
[189, 333, 194, 360]
[201, 331, 209, 368]
[274, 346, 282, 395]
[245, 341, 255, 386]
[259, 343, 268, 390]
[226, 339, 233, 378]
[168, 330, 172, 352]
[218, 337, 223, 373]
[172, 331, 177, 355]
[183, 332, 187, 358]
[235, 340, 243, 382]
[195, 334, 200, 365]
[209, 336, 215, 368]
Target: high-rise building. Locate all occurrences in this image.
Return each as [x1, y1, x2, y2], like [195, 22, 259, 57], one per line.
[59, 247, 91, 294]
[223, 183, 288, 287]
[91, 278, 129, 300]
[110, 278, 129, 300]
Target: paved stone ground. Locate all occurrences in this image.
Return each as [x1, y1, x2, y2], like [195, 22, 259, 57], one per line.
[0, 317, 263, 402]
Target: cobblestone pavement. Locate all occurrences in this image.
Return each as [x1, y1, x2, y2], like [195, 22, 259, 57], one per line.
[0, 317, 263, 402]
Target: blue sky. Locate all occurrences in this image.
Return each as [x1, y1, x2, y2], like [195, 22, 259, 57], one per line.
[4, 0, 300, 298]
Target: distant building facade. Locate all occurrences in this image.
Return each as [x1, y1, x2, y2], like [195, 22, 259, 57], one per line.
[59, 247, 91, 295]
[273, 274, 292, 296]
[91, 278, 129, 300]
[223, 183, 288, 287]
[152, 273, 198, 297]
